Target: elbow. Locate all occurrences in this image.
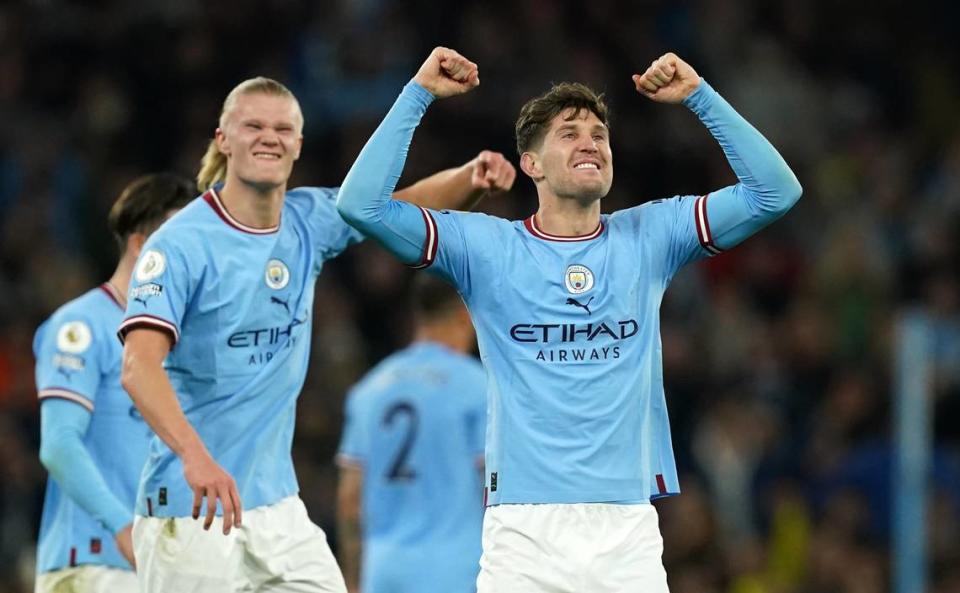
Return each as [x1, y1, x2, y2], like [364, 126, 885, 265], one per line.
[335, 193, 363, 228]
[765, 171, 803, 217]
[784, 173, 803, 208]
[38, 442, 55, 471]
[119, 347, 142, 399]
[39, 434, 68, 474]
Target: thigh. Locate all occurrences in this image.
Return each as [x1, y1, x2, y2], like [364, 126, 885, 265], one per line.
[89, 566, 141, 593]
[476, 505, 575, 593]
[36, 566, 81, 593]
[586, 505, 669, 593]
[35, 565, 139, 593]
[245, 497, 346, 593]
[133, 514, 247, 593]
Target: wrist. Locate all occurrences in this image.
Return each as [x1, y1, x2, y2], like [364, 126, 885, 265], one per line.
[178, 434, 210, 464]
[404, 80, 437, 107]
[105, 509, 133, 536]
[681, 78, 714, 111]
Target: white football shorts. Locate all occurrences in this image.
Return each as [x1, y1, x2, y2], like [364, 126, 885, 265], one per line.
[133, 495, 346, 593]
[477, 502, 670, 593]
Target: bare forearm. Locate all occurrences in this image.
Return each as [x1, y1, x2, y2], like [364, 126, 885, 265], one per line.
[337, 512, 362, 591]
[395, 164, 484, 211]
[122, 360, 205, 460]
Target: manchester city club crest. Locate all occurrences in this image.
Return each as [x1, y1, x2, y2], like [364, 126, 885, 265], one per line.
[265, 259, 290, 290]
[564, 264, 594, 294]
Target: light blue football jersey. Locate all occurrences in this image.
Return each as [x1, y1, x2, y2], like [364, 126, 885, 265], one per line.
[419, 202, 707, 504]
[119, 186, 363, 518]
[34, 283, 149, 572]
[336, 80, 801, 507]
[338, 342, 486, 593]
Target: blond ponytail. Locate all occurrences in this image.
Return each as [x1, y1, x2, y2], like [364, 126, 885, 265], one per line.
[197, 139, 228, 192]
[197, 77, 302, 191]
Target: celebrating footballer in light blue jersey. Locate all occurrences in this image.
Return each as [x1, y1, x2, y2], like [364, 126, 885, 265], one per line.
[118, 76, 514, 592]
[120, 185, 359, 519]
[337, 48, 802, 592]
[34, 174, 194, 593]
[337, 276, 486, 593]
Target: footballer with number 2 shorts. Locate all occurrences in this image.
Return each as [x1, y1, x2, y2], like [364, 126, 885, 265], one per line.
[118, 77, 514, 592]
[337, 47, 802, 592]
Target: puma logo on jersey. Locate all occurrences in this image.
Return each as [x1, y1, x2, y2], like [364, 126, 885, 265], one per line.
[270, 295, 291, 315]
[134, 296, 148, 308]
[565, 296, 594, 315]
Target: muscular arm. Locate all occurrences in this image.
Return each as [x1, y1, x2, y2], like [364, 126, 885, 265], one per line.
[683, 79, 802, 248]
[39, 400, 131, 536]
[634, 53, 801, 253]
[337, 82, 440, 265]
[336, 464, 363, 593]
[120, 328, 241, 533]
[120, 329, 206, 462]
[338, 48, 486, 265]
[395, 149, 515, 212]
[395, 163, 482, 211]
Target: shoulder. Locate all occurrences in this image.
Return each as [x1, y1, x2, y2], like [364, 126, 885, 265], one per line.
[433, 209, 518, 236]
[454, 352, 485, 378]
[283, 186, 356, 244]
[608, 195, 696, 230]
[284, 186, 339, 217]
[437, 349, 485, 386]
[156, 195, 215, 234]
[138, 197, 219, 270]
[349, 350, 404, 401]
[142, 197, 212, 255]
[34, 288, 110, 355]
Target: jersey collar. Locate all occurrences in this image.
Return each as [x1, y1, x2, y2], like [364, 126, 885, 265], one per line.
[99, 282, 126, 309]
[523, 214, 604, 242]
[203, 188, 280, 235]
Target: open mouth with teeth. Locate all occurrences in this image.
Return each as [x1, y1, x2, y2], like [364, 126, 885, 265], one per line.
[573, 162, 601, 170]
[253, 152, 282, 160]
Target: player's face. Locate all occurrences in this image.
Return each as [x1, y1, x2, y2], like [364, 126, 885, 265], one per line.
[535, 108, 613, 203]
[219, 93, 303, 192]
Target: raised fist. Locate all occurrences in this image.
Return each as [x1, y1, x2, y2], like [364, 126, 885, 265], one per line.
[470, 150, 516, 195]
[632, 52, 701, 104]
[413, 47, 480, 99]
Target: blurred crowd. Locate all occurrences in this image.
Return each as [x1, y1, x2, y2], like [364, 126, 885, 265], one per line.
[1, 0, 959, 592]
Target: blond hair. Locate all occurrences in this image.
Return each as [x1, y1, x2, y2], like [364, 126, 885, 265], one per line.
[197, 77, 301, 191]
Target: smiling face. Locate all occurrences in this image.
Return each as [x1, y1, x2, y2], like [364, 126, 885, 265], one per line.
[522, 107, 613, 204]
[216, 92, 303, 193]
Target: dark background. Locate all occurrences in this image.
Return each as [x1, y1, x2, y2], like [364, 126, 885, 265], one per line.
[1, 1, 959, 591]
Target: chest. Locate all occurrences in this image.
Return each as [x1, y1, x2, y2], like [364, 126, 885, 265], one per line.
[477, 233, 662, 323]
[192, 225, 318, 336]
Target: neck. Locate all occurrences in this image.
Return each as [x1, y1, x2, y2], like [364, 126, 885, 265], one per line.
[534, 192, 602, 236]
[413, 324, 470, 354]
[218, 176, 286, 229]
[107, 251, 137, 307]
